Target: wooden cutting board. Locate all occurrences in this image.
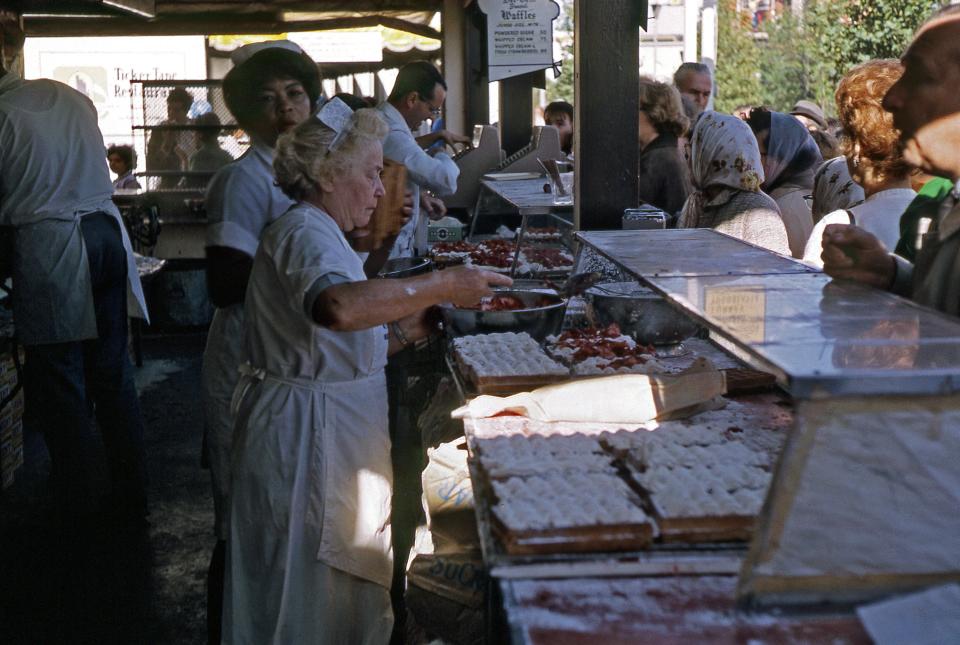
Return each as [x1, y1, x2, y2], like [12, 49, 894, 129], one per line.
[354, 159, 407, 252]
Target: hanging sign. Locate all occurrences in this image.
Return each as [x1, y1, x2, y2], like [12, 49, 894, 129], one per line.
[478, 0, 559, 82]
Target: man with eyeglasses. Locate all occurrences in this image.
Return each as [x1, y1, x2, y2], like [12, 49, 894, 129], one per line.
[377, 61, 462, 258]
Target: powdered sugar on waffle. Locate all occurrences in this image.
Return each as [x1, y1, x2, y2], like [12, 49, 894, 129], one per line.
[475, 433, 615, 478]
[491, 471, 650, 531]
[453, 332, 568, 379]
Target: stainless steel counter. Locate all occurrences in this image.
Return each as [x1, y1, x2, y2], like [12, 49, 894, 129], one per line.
[480, 177, 574, 216]
[577, 229, 818, 277]
[577, 229, 960, 398]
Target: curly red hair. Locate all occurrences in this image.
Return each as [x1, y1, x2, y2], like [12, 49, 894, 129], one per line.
[835, 59, 910, 185]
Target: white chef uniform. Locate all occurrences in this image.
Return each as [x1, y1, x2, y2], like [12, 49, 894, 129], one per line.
[223, 202, 393, 644]
[0, 72, 147, 343]
[201, 142, 294, 540]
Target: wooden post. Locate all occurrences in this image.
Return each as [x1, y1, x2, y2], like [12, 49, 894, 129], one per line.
[575, 0, 644, 230]
[0, 10, 24, 73]
[499, 71, 536, 156]
[465, 4, 490, 128]
[442, 0, 467, 136]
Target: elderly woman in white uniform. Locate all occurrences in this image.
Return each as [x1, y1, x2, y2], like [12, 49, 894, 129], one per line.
[223, 110, 510, 643]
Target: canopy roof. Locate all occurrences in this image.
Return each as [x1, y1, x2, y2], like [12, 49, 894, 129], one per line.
[17, 1, 442, 39]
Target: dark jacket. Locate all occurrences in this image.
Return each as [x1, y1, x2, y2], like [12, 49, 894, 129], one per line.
[638, 133, 691, 217]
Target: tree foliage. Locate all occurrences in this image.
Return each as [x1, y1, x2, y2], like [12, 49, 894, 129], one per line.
[546, 0, 575, 103]
[715, 0, 762, 113]
[718, 0, 946, 116]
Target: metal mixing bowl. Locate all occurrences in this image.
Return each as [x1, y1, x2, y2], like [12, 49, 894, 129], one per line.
[586, 281, 700, 344]
[439, 289, 567, 341]
[378, 257, 433, 279]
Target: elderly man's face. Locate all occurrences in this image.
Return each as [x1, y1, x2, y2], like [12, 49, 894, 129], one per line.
[883, 20, 960, 177]
[677, 72, 712, 113]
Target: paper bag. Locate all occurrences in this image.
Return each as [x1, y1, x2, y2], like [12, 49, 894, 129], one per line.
[451, 358, 725, 423]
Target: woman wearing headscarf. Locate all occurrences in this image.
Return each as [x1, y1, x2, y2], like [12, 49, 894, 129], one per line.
[746, 107, 823, 257]
[223, 111, 509, 643]
[810, 157, 865, 223]
[637, 80, 691, 216]
[678, 111, 790, 255]
[803, 60, 915, 267]
[199, 40, 321, 644]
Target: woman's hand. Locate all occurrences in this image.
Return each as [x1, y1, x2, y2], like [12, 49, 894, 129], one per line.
[420, 192, 447, 221]
[440, 266, 513, 307]
[821, 224, 896, 289]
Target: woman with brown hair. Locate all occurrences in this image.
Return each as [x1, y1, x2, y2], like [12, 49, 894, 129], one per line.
[802, 59, 916, 266]
[637, 80, 692, 217]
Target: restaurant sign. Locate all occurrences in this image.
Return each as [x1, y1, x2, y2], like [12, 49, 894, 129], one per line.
[478, 0, 559, 82]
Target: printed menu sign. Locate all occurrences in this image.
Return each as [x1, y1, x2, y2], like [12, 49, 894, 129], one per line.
[478, 0, 559, 81]
[704, 286, 766, 344]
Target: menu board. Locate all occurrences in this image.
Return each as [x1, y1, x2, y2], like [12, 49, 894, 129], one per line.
[478, 0, 560, 81]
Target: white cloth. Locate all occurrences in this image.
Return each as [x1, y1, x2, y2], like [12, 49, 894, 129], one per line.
[802, 188, 917, 268]
[377, 101, 458, 258]
[201, 143, 294, 539]
[224, 202, 393, 643]
[0, 72, 147, 344]
[230, 39, 303, 65]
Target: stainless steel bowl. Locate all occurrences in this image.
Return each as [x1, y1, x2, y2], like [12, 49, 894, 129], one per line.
[439, 289, 567, 341]
[378, 256, 433, 279]
[586, 281, 700, 344]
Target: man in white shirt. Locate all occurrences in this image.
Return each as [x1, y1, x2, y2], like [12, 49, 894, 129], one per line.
[0, 62, 149, 525]
[377, 61, 460, 258]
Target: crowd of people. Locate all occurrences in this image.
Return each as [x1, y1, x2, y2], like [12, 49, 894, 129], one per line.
[638, 5, 960, 288]
[4, 3, 960, 644]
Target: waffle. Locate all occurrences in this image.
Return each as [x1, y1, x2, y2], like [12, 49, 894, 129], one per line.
[453, 332, 568, 393]
[488, 470, 654, 554]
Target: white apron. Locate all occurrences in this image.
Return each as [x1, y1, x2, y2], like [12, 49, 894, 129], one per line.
[12, 203, 148, 345]
[200, 303, 244, 539]
[223, 203, 393, 644]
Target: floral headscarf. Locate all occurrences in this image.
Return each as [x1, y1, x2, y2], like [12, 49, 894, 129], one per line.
[679, 111, 764, 228]
[762, 111, 823, 192]
[811, 156, 865, 222]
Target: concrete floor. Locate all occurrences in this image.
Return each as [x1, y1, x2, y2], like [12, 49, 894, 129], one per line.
[0, 332, 211, 644]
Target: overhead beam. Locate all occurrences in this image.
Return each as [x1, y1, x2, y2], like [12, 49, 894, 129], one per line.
[101, 0, 156, 18]
[23, 13, 442, 39]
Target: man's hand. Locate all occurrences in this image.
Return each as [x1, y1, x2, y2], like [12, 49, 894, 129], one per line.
[436, 129, 472, 148]
[821, 224, 897, 289]
[420, 192, 448, 221]
[416, 129, 472, 153]
[441, 266, 513, 307]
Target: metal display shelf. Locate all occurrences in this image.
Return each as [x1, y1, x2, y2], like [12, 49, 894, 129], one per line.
[577, 229, 960, 398]
[576, 228, 818, 277]
[478, 177, 574, 216]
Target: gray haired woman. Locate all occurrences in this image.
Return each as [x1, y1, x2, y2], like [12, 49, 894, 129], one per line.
[223, 109, 509, 644]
